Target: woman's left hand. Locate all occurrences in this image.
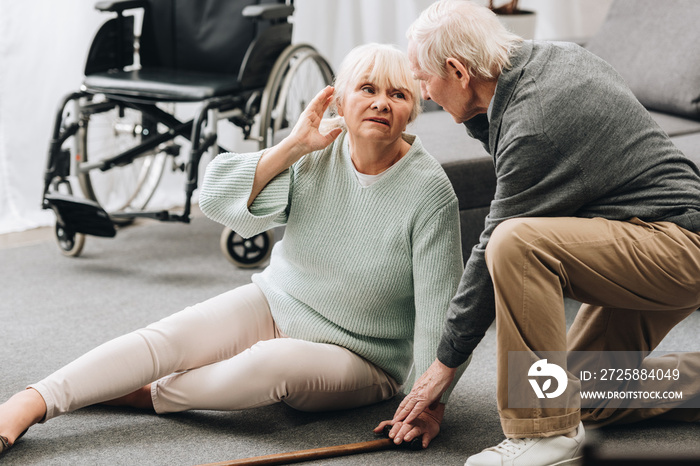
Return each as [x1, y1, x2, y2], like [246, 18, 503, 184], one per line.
[248, 86, 341, 207]
[286, 85, 343, 158]
[373, 402, 445, 449]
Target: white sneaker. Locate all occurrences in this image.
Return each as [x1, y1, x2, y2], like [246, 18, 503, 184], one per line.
[465, 422, 585, 466]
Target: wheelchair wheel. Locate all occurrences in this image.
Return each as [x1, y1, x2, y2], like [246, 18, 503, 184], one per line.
[76, 98, 167, 220]
[48, 177, 86, 257]
[220, 228, 273, 268]
[258, 44, 334, 149]
[55, 224, 86, 257]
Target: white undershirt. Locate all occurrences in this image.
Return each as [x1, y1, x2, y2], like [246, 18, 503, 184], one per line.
[487, 81, 498, 122]
[351, 162, 397, 187]
[352, 166, 388, 187]
[487, 95, 495, 122]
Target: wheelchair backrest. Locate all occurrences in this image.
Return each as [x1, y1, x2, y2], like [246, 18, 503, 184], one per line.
[139, 0, 281, 75]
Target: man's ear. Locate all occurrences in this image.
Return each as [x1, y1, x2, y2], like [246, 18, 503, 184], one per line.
[446, 58, 470, 88]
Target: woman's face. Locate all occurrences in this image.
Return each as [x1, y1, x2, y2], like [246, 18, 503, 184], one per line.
[337, 76, 414, 146]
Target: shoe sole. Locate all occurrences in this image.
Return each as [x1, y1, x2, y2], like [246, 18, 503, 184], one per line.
[0, 435, 10, 454]
[0, 428, 27, 455]
[550, 456, 583, 466]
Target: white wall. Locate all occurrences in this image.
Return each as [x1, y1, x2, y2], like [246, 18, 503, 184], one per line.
[0, 1, 104, 233]
[519, 0, 613, 41]
[0, 0, 613, 234]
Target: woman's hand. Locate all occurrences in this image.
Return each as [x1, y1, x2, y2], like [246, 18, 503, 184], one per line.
[373, 359, 457, 449]
[374, 402, 445, 449]
[249, 86, 342, 207]
[389, 359, 457, 442]
[286, 85, 343, 159]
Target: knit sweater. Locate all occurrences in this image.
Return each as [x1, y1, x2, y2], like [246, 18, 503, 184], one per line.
[438, 40, 700, 368]
[199, 131, 465, 398]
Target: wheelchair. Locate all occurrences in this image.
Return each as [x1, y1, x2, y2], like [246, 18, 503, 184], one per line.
[42, 0, 333, 267]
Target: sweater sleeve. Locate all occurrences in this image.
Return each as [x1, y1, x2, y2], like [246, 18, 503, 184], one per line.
[411, 195, 470, 403]
[437, 131, 587, 368]
[199, 151, 291, 238]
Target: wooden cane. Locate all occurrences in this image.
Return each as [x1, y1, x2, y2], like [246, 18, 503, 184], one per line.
[196, 426, 422, 466]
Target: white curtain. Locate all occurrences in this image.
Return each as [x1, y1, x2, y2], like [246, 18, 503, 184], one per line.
[294, 0, 614, 70]
[0, 0, 612, 234]
[0, 1, 104, 234]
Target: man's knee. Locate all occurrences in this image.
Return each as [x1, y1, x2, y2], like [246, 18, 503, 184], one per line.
[485, 218, 540, 272]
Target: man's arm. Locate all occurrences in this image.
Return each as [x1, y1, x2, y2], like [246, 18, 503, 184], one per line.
[395, 359, 457, 424]
[376, 359, 456, 447]
[375, 403, 446, 449]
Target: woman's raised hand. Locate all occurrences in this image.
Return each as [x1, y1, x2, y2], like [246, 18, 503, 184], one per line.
[247, 86, 343, 207]
[287, 86, 343, 158]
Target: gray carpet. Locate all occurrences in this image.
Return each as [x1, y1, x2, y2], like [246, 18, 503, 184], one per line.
[2, 216, 700, 465]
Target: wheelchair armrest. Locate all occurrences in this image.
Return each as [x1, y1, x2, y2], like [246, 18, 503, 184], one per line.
[94, 0, 147, 13]
[242, 4, 294, 21]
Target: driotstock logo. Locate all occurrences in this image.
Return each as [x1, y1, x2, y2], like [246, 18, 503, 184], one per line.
[528, 359, 568, 399]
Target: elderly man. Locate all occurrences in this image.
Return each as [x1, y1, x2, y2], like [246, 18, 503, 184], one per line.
[382, 1, 700, 465]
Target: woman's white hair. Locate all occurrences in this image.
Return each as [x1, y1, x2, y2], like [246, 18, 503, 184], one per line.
[407, 0, 523, 81]
[329, 43, 422, 125]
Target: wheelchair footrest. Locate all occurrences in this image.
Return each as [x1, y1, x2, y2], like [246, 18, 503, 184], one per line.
[43, 194, 116, 238]
[110, 210, 188, 222]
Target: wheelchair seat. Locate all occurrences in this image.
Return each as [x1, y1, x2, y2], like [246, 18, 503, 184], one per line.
[83, 68, 243, 101]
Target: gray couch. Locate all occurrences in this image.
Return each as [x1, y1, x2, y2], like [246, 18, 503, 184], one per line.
[408, 0, 700, 263]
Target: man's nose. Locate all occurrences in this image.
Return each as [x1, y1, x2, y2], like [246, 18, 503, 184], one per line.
[420, 82, 431, 101]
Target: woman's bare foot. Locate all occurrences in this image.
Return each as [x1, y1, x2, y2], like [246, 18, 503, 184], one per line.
[101, 384, 154, 411]
[0, 389, 47, 446]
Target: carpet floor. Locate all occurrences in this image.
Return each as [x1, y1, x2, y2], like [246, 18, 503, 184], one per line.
[1, 215, 699, 465]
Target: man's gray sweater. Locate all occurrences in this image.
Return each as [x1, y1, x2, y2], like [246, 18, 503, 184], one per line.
[438, 40, 700, 368]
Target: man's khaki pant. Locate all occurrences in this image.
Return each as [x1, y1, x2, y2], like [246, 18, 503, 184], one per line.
[485, 217, 700, 438]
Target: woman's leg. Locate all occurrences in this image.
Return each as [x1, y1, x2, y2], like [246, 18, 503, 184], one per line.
[101, 385, 155, 410]
[151, 338, 400, 414]
[2, 283, 276, 433]
[0, 389, 46, 446]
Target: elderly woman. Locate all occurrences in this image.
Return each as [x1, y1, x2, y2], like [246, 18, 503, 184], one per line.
[0, 43, 465, 455]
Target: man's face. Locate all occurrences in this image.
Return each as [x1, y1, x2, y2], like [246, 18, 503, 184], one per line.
[407, 40, 474, 124]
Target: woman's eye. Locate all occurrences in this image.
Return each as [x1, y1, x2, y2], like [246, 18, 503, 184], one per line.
[394, 92, 406, 99]
[361, 86, 374, 94]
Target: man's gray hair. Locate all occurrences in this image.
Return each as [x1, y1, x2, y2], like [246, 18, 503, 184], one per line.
[407, 0, 523, 81]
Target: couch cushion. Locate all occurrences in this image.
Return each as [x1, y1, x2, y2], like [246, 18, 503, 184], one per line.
[670, 133, 700, 171]
[407, 110, 494, 210]
[650, 111, 700, 138]
[585, 0, 700, 120]
[648, 111, 700, 171]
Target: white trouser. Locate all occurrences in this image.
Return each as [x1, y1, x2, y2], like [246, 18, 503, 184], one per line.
[31, 283, 399, 421]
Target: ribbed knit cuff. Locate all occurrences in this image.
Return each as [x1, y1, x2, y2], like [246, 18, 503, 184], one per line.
[437, 337, 472, 369]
